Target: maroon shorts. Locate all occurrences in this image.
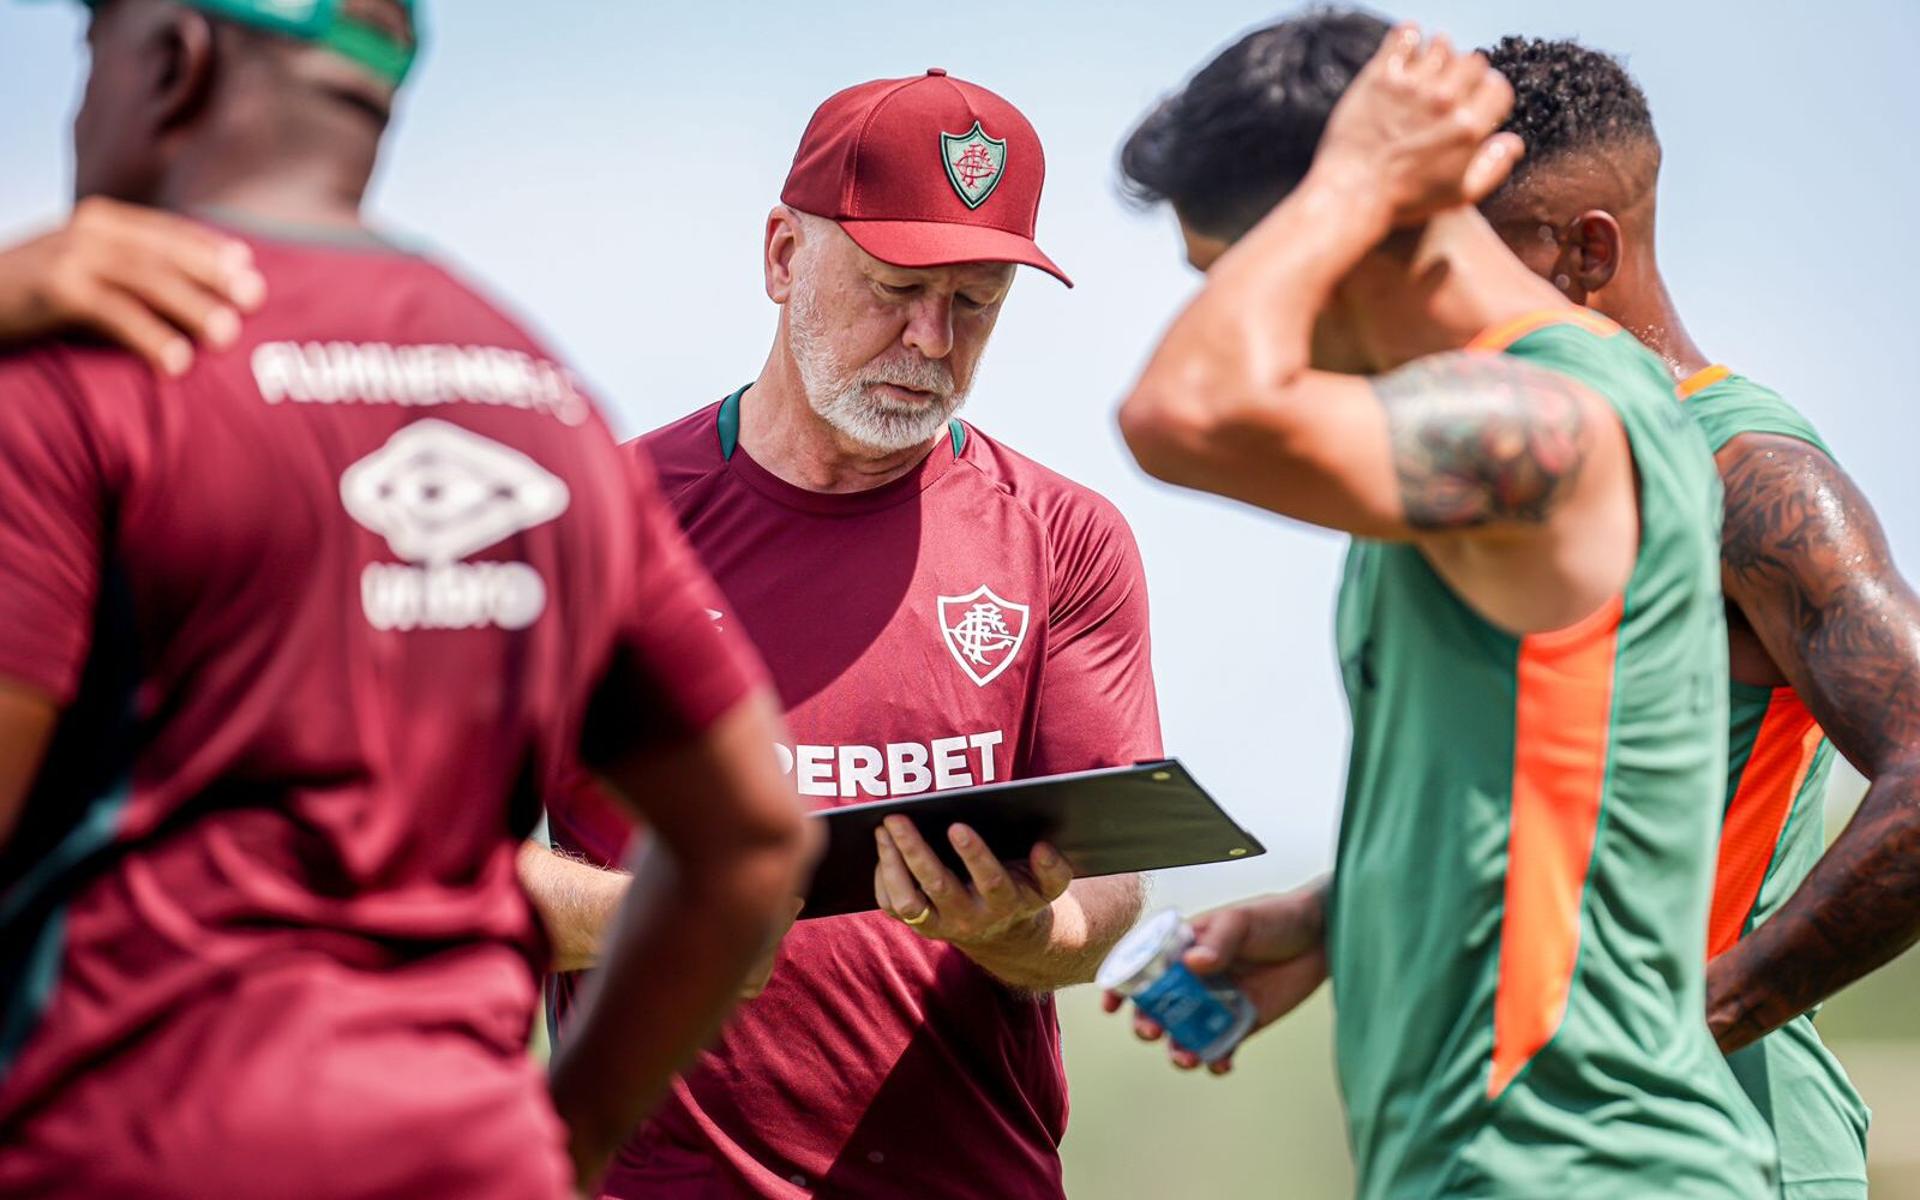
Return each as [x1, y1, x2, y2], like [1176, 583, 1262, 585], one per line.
[0, 946, 573, 1199]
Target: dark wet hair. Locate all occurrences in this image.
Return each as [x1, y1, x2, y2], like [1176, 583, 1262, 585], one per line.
[1483, 36, 1658, 178]
[1119, 7, 1393, 242]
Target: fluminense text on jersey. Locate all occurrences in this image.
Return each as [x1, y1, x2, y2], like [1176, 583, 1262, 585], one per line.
[252, 341, 593, 426]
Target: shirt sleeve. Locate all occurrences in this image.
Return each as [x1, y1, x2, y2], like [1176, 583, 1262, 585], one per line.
[1027, 493, 1163, 775]
[543, 760, 642, 868]
[1688, 385, 1831, 457]
[0, 353, 109, 703]
[578, 439, 768, 769]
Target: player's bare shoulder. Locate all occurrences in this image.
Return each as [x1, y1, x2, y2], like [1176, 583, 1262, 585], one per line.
[1369, 350, 1614, 532]
[1717, 430, 1920, 743]
[1716, 431, 1850, 589]
[1372, 349, 1638, 635]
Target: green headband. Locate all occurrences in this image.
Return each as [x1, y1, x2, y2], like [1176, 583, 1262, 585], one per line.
[75, 0, 421, 86]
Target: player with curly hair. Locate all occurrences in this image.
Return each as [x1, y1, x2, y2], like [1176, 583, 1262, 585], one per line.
[1481, 36, 1920, 1200]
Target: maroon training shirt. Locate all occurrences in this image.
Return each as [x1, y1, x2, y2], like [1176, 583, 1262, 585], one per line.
[0, 232, 762, 1198]
[548, 388, 1162, 1200]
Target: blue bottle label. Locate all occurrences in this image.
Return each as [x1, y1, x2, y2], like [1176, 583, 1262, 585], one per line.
[1135, 963, 1237, 1053]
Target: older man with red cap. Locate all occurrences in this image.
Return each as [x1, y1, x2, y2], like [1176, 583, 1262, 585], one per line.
[521, 70, 1160, 1199]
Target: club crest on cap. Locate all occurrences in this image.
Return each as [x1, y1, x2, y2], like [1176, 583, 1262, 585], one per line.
[940, 122, 1007, 210]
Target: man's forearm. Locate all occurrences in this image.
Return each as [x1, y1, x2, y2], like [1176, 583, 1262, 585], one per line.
[517, 840, 631, 973]
[1123, 162, 1391, 454]
[959, 874, 1146, 992]
[548, 836, 802, 1177]
[1708, 762, 1920, 1052]
[1116, 169, 1422, 535]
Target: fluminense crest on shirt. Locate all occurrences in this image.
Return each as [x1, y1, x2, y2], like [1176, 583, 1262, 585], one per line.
[940, 121, 1007, 210]
[938, 584, 1030, 687]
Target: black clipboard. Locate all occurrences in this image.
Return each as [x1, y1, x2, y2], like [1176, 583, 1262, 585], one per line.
[800, 758, 1264, 919]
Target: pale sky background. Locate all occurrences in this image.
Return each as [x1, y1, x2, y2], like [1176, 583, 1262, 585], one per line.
[2, 0, 1915, 915]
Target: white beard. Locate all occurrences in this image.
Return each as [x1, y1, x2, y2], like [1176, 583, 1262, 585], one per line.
[786, 280, 971, 454]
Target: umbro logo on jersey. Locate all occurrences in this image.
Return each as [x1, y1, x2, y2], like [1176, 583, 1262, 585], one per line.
[341, 419, 570, 563]
[938, 585, 1029, 687]
[340, 419, 571, 631]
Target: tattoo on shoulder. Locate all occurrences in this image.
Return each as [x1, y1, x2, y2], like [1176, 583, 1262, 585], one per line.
[1720, 434, 1920, 766]
[1371, 352, 1589, 530]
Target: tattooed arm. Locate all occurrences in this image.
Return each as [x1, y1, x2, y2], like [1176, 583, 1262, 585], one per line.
[1705, 434, 1920, 1052]
[1125, 333, 1601, 533]
[1119, 23, 1576, 541]
[1112, 121, 1604, 543]
[1372, 353, 1592, 530]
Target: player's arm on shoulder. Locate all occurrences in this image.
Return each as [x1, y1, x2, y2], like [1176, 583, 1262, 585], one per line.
[1124, 348, 1606, 543]
[1706, 433, 1920, 1051]
[0, 197, 264, 376]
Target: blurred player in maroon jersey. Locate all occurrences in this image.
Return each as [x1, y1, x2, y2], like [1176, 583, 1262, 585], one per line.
[522, 71, 1160, 1199]
[0, 2, 815, 1196]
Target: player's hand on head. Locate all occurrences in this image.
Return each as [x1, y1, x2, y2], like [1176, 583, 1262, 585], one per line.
[873, 816, 1073, 947]
[0, 196, 266, 377]
[1312, 23, 1524, 227]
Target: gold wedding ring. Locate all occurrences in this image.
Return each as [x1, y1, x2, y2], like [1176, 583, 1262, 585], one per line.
[899, 905, 933, 927]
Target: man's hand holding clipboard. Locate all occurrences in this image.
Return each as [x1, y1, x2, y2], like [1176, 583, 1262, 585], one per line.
[799, 759, 1265, 920]
[871, 815, 1077, 946]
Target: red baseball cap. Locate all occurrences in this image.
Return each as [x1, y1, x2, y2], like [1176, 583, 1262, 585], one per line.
[782, 69, 1071, 287]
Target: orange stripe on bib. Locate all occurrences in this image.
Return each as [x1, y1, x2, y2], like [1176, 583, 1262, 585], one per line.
[1677, 364, 1731, 400]
[1707, 689, 1824, 957]
[1468, 308, 1621, 354]
[1489, 595, 1624, 1098]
